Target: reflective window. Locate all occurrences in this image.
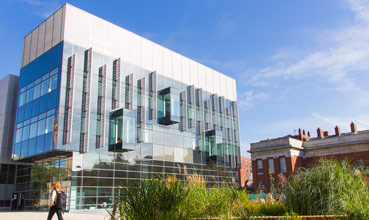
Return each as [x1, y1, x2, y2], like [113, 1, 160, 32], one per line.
[123, 116, 135, 144]
[37, 119, 46, 136]
[257, 160, 263, 174]
[50, 75, 58, 91]
[46, 116, 54, 133]
[41, 80, 49, 96]
[268, 158, 275, 174]
[33, 83, 41, 100]
[15, 128, 22, 143]
[30, 123, 37, 138]
[19, 92, 26, 107]
[22, 125, 30, 141]
[280, 157, 287, 173]
[26, 88, 33, 104]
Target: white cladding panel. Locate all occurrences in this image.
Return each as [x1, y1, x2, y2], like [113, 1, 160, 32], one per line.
[152, 43, 163, 75]
[21, 4, 237, 101]
[29, 29, 38, 62]
[162, 48, 173, 80]
[22, 34, 31, 66]
[52, 8, 63, 47]
[129, 34, 142, 70]
[181, 57, 190, 85]
[116, 28, 129, 63]
[172, 53, 181, 83]
[213, 70, 220, 95]
[198, 64, 206, 91]
[190, 60, 199, 88]
[36, 22, 46, 57]
[205, 67, 214, 94]
[141, 38, 153, 71]
[44, 15, 54, 52]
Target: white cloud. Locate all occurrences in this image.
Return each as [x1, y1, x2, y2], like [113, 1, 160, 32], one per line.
[244, 0, 369, 92]
[238, 90, 269, 110]
[23, 0, 60, 19]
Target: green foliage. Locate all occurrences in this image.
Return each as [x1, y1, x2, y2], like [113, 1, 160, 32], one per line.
[108, 177, 186, 220]
[282, 158, 369, 217]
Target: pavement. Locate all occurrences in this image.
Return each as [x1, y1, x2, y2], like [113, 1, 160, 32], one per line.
[0, 210, 111, 220]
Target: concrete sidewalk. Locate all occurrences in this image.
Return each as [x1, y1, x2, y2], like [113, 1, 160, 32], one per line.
[0, 211, 111, 220]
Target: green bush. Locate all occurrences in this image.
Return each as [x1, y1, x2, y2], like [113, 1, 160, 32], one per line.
[282, 158, 369, 217]
[108, 176, 186, 220]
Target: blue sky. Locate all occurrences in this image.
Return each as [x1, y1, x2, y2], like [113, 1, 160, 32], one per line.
[1, 0, 369, 156]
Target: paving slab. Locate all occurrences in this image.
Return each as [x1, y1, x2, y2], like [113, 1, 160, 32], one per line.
[0, 211, 111, 220]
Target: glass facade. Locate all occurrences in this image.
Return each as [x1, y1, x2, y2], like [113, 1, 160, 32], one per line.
[12, 5, 240, 211]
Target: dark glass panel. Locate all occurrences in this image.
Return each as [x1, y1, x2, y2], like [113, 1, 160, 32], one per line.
[17, 106, 25, 122]
[44, 133, 53, 153]
[39, 94, 48, 114]
[21, 66, 29, 88]
[31, 98, 40, 117]
[28, 137, 36, 157]
[51, 44, 60, 70]
[43, 50, 51, 75]
[0, 165, 8, 184]
[14, 143, 21, 157]
[28, 61, 36, 83]
[36, 135, 45, 154]
[47, 90, 56, 110]
[24, 102, 32, 120]
[35, 56, 43, 80]
[8, 165, 16, 184]
[21, 140, 29, 157]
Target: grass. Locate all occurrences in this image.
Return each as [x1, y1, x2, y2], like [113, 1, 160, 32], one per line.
[108, 159, 369, 219]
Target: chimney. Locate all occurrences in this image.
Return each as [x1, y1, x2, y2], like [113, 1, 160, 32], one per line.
[323, 131, 329, 137]
[335, 126, 341, 136]
[303, 129, 306, 135]
[350, 122, 357, 134]
[298, 128, 303, 136]
[317, 127, 324, 138]
[307, 131, 311, 137]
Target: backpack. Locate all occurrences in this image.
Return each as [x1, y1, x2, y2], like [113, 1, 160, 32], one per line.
[55, 190, 66, 209]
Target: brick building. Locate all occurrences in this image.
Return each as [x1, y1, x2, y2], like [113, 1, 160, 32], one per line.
[249, 122, 369, 192]
[238, 156, 253, 189]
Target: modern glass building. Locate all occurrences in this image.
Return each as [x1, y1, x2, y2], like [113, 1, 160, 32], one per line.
[12, 4, 240, 210]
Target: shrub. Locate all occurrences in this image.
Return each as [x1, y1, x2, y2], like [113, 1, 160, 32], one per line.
[282, 158, 369, 216]
[108, 176, 186, 220]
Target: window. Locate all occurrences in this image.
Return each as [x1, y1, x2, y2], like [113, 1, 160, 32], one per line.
[268, 158, 275, 174]
[19, 92, 26, 107]
[46, 116, 54, 133]
[33, 83, 41, 100]
[41, 80, 49, 96]
[26, 88, 33, 104]
[30, 123, 37, 138]
[280, 157, 287, 173]
[37, 119, 46, 136]
[257, 160, 263, 174]
[49, 75, 58, 91]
